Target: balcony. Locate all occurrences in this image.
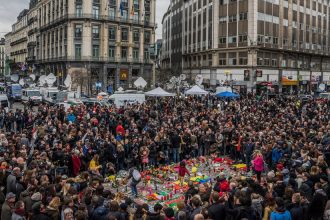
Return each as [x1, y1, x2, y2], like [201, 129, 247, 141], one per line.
[26, 56, 36, 62]
[10, 37, 28, 46]
[120, 57, 128, 63]
[27, 41, 37, 47]
[27, 28, 38, 36]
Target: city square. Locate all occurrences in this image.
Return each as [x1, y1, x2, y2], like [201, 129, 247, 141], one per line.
[0, 1, 330, 220]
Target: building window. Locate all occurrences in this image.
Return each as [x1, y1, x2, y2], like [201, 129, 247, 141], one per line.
[228, 36, 237, 44]
[75, 24, 82, 38]
[144, 31, 150, 44]
[272, 59, 278, 67]
[75, 44, 81, 58]
[92, 45, 99, 57]
[133, 48, 139, 61]
[133, 0, 139, 9]
[133, 11, 139, 22]
[239, 12, 247, 21]
[76, 3, 82, 16]
[92, 25, 100, 39]
[121, 27, 128, 41]
[108, 26, 116, 40]
[133, 29, 139, 42]
[228, 58, 237, 65]
[239, 35, 247, 43]
[121, 47, 127, 59]
[228, 15, 237, 23]
[109, 7, 116, 19]
[108, 46, 115, 59]
[122, 10, 128, 21]
[144, 48, 149, 61]
[93, 5, 100, 19]
[219, 37, 226, 44]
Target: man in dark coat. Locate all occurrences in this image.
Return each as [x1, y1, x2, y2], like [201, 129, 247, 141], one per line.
[208, 192, 226, 220]
[1, 192, 16, 220]
[309, 183, 327, 220]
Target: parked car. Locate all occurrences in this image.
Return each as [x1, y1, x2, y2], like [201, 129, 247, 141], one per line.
[22, 88, 42, 105]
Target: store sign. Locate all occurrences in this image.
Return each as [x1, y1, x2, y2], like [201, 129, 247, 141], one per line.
[256, 70, 263, 77]
[120, 69, 128, 81]
[244, 70, 250, 81]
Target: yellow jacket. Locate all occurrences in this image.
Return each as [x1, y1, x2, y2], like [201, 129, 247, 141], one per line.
[89, 159, 100, 170]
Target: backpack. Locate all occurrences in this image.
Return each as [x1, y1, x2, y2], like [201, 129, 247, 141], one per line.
[132, 169, 141, 182]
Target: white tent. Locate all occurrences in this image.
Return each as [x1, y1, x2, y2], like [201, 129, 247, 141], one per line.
[185, 85, 209, 95]
[145, 87, 175, 97]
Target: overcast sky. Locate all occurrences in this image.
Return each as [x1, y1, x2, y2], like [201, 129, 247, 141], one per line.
[0, 0, 169, 39]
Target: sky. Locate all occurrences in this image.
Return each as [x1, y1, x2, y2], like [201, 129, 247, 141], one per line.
[0, 0, 169, 39]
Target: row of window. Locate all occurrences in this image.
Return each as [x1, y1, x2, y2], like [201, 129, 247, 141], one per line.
[219, 12, 248, 23]
[74, 44, 149, 60]
[219, 35, 248, 44]
[74, 24, 151, 43]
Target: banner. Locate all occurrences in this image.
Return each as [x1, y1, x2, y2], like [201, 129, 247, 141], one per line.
[120, 69, 128, 80]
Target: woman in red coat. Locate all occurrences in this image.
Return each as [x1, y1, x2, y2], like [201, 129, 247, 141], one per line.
[71, 150, 81, 176]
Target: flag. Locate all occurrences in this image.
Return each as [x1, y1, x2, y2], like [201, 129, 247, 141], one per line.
[119, 1, 124, 16]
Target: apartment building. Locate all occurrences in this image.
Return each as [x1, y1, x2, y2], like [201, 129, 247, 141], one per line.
[34, 0, 156, 93]
[0, 38, 5, 76]
[162, 0, 330, 93]
[9, 9, 29, 66]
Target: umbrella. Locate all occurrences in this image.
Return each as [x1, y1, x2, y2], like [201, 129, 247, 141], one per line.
[215, 91, 240, 98]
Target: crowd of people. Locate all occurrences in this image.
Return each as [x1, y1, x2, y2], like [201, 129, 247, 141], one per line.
[0, 94, 329, 220]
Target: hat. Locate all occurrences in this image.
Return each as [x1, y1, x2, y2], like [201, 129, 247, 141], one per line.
[6, 192, 16, 200]
[62, 175, 68, 180]
[31, 192, 42, 201]
[32, 201, 42, 211]
[267, 171, 276, 179]
[164, 207, 175, 218]
[281, 169, 289, 175]
[120, 203, 128, 210]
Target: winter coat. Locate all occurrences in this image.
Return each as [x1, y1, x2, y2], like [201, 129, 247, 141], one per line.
[6, 173, 17, 194]
[1, 201, 12, 220]
[309, 189, 328, 219]
[45, 207, 59, 220]
[253, 156, 264, 172]
[270, 211, 291, 220]
[11, 212, 25, 220]
[207, 202, 226, 220]
[288, 203, 303, 220]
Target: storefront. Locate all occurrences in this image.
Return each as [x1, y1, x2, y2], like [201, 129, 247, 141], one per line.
[256, 69, 279, 95]
[323, 72, 330, 92]
[310, 72, 322, 93]
[282, 70, 299, 94]
[298, 71, 310, 93]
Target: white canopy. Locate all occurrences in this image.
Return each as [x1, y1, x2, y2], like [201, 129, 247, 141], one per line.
[145, 87, 175, 97]
[185, 85, 209, 95]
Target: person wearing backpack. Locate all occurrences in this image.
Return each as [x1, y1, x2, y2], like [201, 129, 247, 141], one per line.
[125, 167, 141, 198]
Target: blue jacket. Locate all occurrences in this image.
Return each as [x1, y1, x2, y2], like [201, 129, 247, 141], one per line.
[272, 147, 283, 163]
[67, 113, 76, 123]
[270, 211, 292, 220]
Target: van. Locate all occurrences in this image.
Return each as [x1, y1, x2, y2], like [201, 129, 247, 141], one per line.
[109, 91, 145, 107]
[40, 87, 59, 104]
[319, 93, 330, 100]
[0, 94, 10, 112]
[7, 84, 22, 101]
[22, 88, 42, 105]
[81, 98, 111, 108]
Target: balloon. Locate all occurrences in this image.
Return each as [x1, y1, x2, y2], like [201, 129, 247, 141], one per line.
[192, 167, 197, 173]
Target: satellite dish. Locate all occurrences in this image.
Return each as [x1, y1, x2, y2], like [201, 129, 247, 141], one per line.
[166, 83, 174, 90]
[117, 87, 124, 92]
[195, 74, 203, 86]
[45, 73, 57, 87]
[180, 74, 186, 81]
[24, 77, 33, 86]
[30, 74, 36, 81]
[64, 74, 72, 88]
[134, 77, 147, 88]
[11, 74, 19, 82]
[39, 75, 46, 86]
[19, 79, 25, 86]
[319, 83, 326, 92]
[170, 76, 176, 84]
